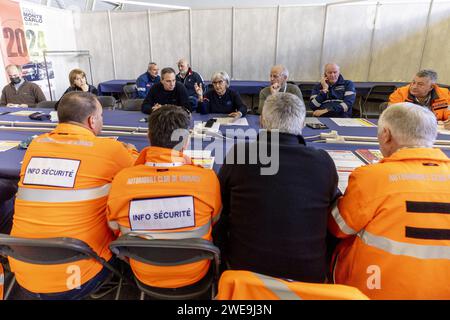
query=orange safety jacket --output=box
[329,148,450,299]
[10,123,137,294]
[0,264,4,300]
[216,270,369,300]
[107,146,222,288]
[389,84,450,120]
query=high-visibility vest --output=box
[0,264,4,300]
[10,123,137,294]
[389,84,450,120]
[107,146,222,288]
[216,270,369,300]
[330,148,450,299]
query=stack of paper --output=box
[326,150,366,193]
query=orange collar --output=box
[135,146,192,166]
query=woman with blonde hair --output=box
[55,69,98,109]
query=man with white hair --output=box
[176,58,204,110]
[1,64,46,107]
[258,65,303,114]
[329,102,450,299]
[389,69,450,121]
[309,63,355,118]
[217,92,339,283]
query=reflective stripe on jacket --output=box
[10,123,137,293]
[216,270,369,300]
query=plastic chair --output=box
[360,85,397,119]
[97,96,117,110]
[216,270,369,300]
[122,84,137,100]
[121,99,143,111]
[110,234,220,300]
[36,101,58,109]
[0,234,123,300]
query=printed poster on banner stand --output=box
[0,0,55,100]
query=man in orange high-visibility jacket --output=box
[216,270,369,300]
[329,102,450,300]
[388,69,450,121]
[10,92,137,299]
[107,105,221,289]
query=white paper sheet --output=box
[0,141,20,152]
[330,118,376,127]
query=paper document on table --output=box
[437,122,450,135]
[330,118,375,127]
[50,111,58,122]
[0,141,20,152]
[337,171,352,193]
[326,150,366,171]
[191,157,215,169]
[183,150,212,158]
[214,117,249,126]
[9,110,36,116]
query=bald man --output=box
[309,63,355,118]
[1,64,46,107]
[258,65,303,114]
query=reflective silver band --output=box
[127,221,211,240]
[16,184,111,203]
[311,99,321,107]
[254,273,301,300]
[358,230,450,260]
[331,204,357,235]
[0,273,4,285]
[344,91,356,96]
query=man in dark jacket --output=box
[136,62,160,99]
[310,63,356,118]
[141,67,190,114]
[176,58,204,110]
[216,92,340,283]
[1,64,46,107]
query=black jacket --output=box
[141,82,191,114]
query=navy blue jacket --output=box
[309,75,356,117]
[141,81,190,114]
[176,68,204,97]
[136,72,160,99]
[198,88,247,115]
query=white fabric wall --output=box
[64,2,450,85]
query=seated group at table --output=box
[1,86,449,300]
[2,60,449,123]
